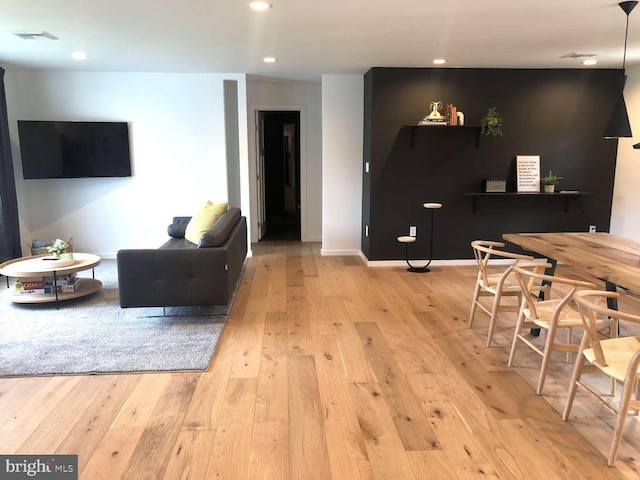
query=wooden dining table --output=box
[503,232,640,307]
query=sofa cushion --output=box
[159,237,199,249]
[184,201,228,245]
[199,207,241,247]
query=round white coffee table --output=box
[0,253,102,306]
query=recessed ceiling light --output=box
[263,57,277,63]
[249,2,272,10]
[582,59,597,65]
[13,31,58,41]
[71,51,89,60]
[432,58,446,65]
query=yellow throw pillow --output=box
[184,201,229,245]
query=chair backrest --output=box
[471,240,534,287]
[573,290,640,367]
[512,263,596,320]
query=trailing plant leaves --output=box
[481,107,503,137]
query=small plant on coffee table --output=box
[47,239,69,256]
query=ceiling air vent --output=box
[13,31,59,41]
[560,52,596,59]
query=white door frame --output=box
[255,111,267,240]
[248,104,307,243]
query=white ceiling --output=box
[1,0,639,81]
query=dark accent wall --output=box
[362,68,621,261]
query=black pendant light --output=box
[603,1,637,139]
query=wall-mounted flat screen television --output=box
[17,120,132,179]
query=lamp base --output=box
[407,266,431,273]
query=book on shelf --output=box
[14,277,81,294]
[418,118,448,126]
[45,279,81,294]
[441,103,450,120]
[43,272,77,286]
[14,280,44,292]
[14,288,47,295]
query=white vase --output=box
[543,184,555,193]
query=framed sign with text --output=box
[516,155,540,192]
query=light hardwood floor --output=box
[2,241,640,479]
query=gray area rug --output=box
[0,259,231,377]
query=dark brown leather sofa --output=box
[116,207,247,308]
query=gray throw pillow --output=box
[167,217,191,238]
[199,207,241,247]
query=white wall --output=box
[4,70,247,258]
[224,79,241,209]
[321,75,364,255]
[610,64,640,241]
[246,77,322,242]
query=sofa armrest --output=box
[167,216,191,238]
[199,207,241,247]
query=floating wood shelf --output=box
[463,191,595,213]
[402,125,482,149]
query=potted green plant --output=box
[481,107,503,137]
[541,171,563,193]
[47,239,69,258]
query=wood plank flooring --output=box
[2,241,640,478]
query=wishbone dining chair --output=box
[469,240,534,347]
[509,263,617,395]
[562,289,640,467]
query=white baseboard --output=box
[321,249,362,256]
[358,251,545,267]
[364,259,478,267]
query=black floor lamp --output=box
[397,202,442,273]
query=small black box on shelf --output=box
[482,179,507,193]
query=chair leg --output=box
[468,279,482,328]
[608,376,636,466]
[537,323,559,396]
[565,327,573,364]
[508,306,526,367]
[563,333,589,421]
[610,320,618,397]
[485,291,503,348]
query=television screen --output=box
[17,120,132,179]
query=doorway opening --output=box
[256,111,301,241]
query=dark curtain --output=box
[0,67,21,261]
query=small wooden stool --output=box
[397,202,442,273]
[397,235,430,273]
